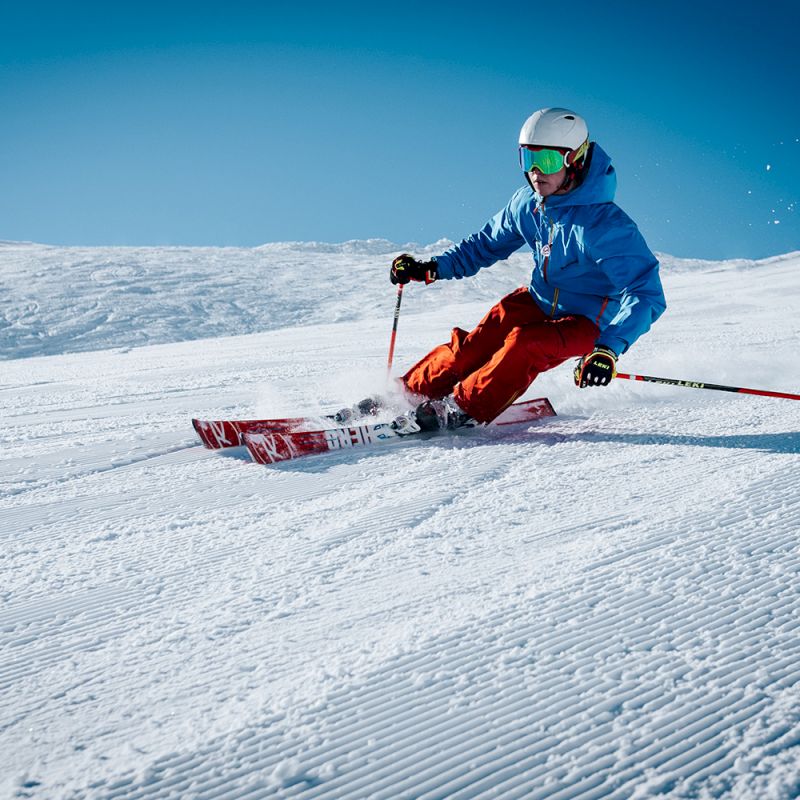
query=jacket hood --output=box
[536,143,617,208]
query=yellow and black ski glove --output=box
[390,254,438,285]
[574,346,617,388]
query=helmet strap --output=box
[562,141,592,191]
[565,139,590,169]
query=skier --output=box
[388,107,666,433]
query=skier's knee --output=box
[506,325,562,360]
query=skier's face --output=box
[529,166,569,197]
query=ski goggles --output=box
[518,145,569,175]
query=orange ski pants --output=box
[402,287,600,423]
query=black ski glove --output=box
[390,254,438,285]
[574,346,617,388]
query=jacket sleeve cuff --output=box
[596,337,626,358]
[431,254,453,280]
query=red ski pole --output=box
[616,372,800,401]
[387,283,404,375]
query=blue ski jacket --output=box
[434,143,666,356]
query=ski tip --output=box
[191,418,212,448]
[192,418,244,449]
[494,397,556,426]
[529,397,556,417]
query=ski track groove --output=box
[4,448,577,745]
[3,436,742,710]
[57,482,800,799]
[3,455,613,767]
[3,387,799,798]
[0,440,205,501]
[5,436,601,606]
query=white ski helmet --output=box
[519,107,589,170]
[519,107,588,150]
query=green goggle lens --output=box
[519,146,566,175]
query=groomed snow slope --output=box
[1,242,799,800]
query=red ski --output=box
[242,398,556,465]
[192,414,332,449]
[192,398,555,450]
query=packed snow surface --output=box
[1,240,799,799]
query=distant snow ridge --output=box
[254,238,453,255]
[656,250,800,274]
[0,239,514,361]
[1,240,797,361]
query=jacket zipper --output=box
[538,202,558,316]
[550,287,560,317]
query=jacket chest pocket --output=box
[549,254,580,278]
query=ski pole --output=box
[616,372,800,401]
[387,283,404,375]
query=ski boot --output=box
[391,395,477,436]
[333,395,386,425]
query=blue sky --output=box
[2,1,798,259]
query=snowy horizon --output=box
[3,238,799,363]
